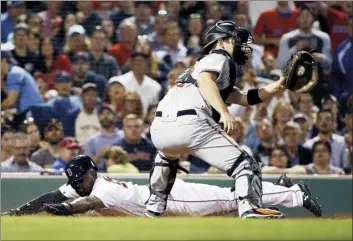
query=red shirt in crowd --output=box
[327,8,348,52]
[254,8,299,56]
[47,54,73,74]
[108,43,133,68]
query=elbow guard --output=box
[247,88,263,105]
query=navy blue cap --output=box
[73,52,91,63]
[98,105,116,115]
[7,1,25,7]
[55,72,72,82]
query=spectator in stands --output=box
[40,37,73,74]
[114,114,156,172]
[104,78,125,116]
[120,91,144,125]
[321,95,343,131]
[38,1,62,38]
[205,2,222,22]
[63,24,91,60]
[76,1,102,37]
[54,13,77,50]
[89,26,121,79]
[47,72,81,136]
[259,52,277,79]
[297,93,318,130]
[108,20,137,68]
[292,113,311,142]
[71,52,107,97]
[116,52,162,113]
[1,1,26,43]
[148,10,168,50]
[185,14,203,50]
[340,111,353,136]
[304,140,344,174]
[1,132,43,172]
[165,1,187,30]
[52,137,82,173]
[34,72,57,102]
[277,5,331,70]
[103,146,139,173]
[282,121,312,166]
[84,105,123,170]
[272,102,295,142]
[21,118,46,157]
[109,1,134,30]
[28,32,41,55]
[1,50,43,115]
[165,62,187,94]
[317,1,351,52]
[75,83,101,144]
[125,1,154,36]
[31,119,63,168]
[11,23,45,74]
[143,104,157,140]
[253,1,299,56]
[331,14,353,107]
[134,35,160,80]
[154,22,188,74]
[27,14,41,36]
[262,141,345,175]
[262,145,289,174]
[101,17,115,49]
[304,110,349,169]
[253,118,275,166]
[1,125,13,162]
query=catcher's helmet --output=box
[203,20,253,65]
[65,155,98,185]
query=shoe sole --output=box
[242,213,285,219]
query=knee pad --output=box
[149,153,179,201]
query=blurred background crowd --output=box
[1,1,352,175]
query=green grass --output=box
[1,216,352,240]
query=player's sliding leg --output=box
[192,119,284,219]
[262,181,303,208]
[145,152,180,217]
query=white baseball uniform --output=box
[59,175,304,216]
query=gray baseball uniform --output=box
[147,50,266,218]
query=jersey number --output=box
[103,176,128,189]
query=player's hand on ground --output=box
[220,112,236,135]
[44,203,73,216]
[1,209,19,216]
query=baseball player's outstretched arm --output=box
[197,72,236,134]
[44,196,105,216]
[1,190,68,216]
[227,77,286,106]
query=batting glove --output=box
[44,203,73,216]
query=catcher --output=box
[1,155,322,217]
[145,20,318,219]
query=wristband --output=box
[247,88,262,105]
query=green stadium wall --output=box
[1,175,351,217]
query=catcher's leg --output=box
[145,152,180,217]
[192,119,284,219]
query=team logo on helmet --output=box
[67,168,73,177]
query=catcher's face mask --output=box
[230,27,254,66]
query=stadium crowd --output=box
[1,1,352,175]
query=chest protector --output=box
[175,49,237,123]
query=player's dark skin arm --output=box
[68,196,105,214]
[227,77,286,106]
[1,190,68,215]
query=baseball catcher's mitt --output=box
[282,51,318,93]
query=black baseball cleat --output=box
[275,174,294,188]
[144,210,163,218]
[297,181,323,217]
[241,208,285,219]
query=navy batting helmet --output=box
[65,155,98,185]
